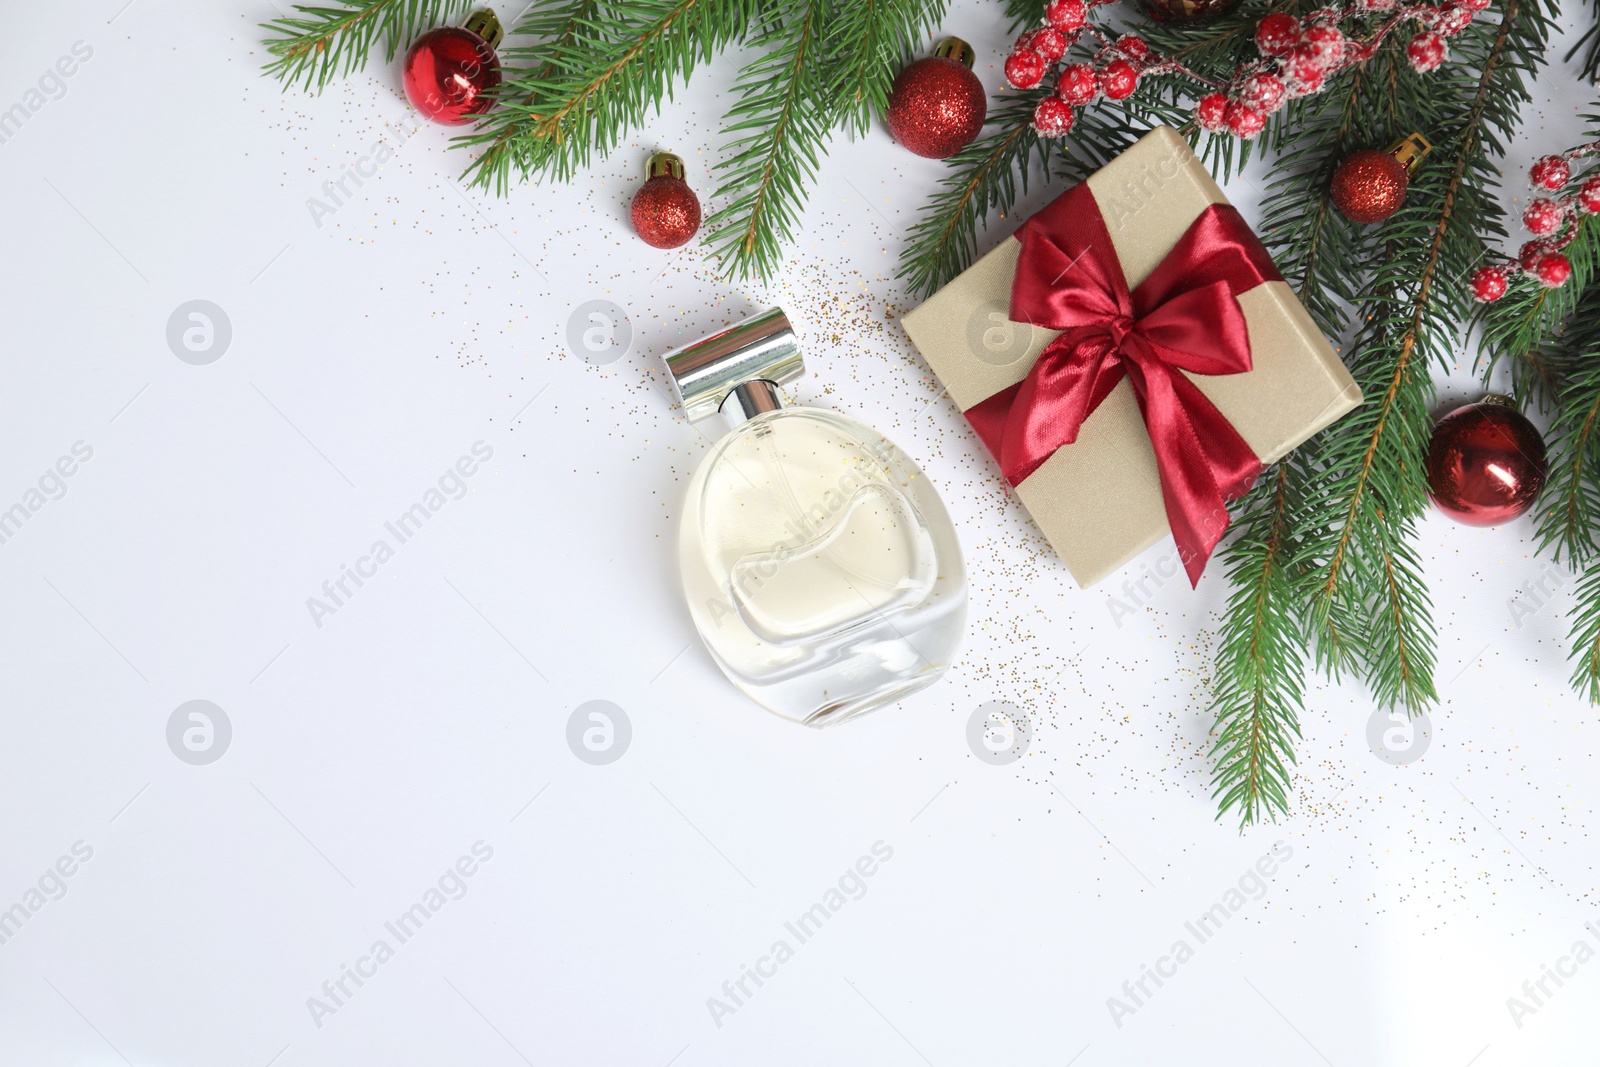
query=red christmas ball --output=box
[630,153,701,249]
[1331,148,1410,224]
[1255,13,1301,55]
[1471,266,1509,302]
[402,14,503,125]
[1530,154,1571,190]
[1426,398,1547,526]
[887,40,987,158]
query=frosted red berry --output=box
[1534,252,1573,287]
[1302,22,1346,67]
[1578,176,1600,214]
[1255,13,1301,56]
[1519,240,1548,271]
[1197,92,1230,131]
[1005,49,1048,89]
[1530,155,1571,191]
[1020,27,1069,63]
[1225,102,1266,139]
[1238,72,1287,114]
[1116,35,1150,61]
[1046,0,1088,32]
[1522,198,1564,237]
[1470,266,1509,302]
[1099,59,1139,100]
[1407,31,1447,72]
[1283,45,1328,94]
[1435,5,1474,33]
[1056,63,1099,105]
[1032,97,1077,138]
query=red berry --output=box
[1530,155,1571,191]
[1056,62,1099,105]
[1407,31,1447,72]
[1456,0,1490,10]
[1032,97,1076,138]
[1302,22,1346,67]
[1534,251,1573,287]
[1099,58,1138,100]
[1363,0,1398,9]
[1225,102,1266,139]
[1579,176,1600,214]
[1196,92,1230,131]
[1255,13,1301,56]
[1435,5,1474,33]
[1283,46,1328,94]
[1046,0,1088,32]
[1116,34,1150,60]
[1020,27,1069,63]
[1519,239,1548,271]
[1471,266,1509,302]
[1238,72,1287,114]
[1523,198,1565,237]
[1005,49,1048,89]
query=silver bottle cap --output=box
[663,307,803,423]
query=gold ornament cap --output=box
[464,9,504,49]
[646,151,686,181]
[933,37,976,69]
[1388,132,1432,177]
[1480,393,1517,409]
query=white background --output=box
[1,1,1597,1064]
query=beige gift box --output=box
[901,125,1362,588]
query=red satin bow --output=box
[965,181,1283,586]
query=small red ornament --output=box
[1426,397,1547,526]
[1522,198,1564,236]
[1530,154,1572,190]
[1056,63,1098,105]
[1533,251,1573,287]
[1330,134,1430,225]
[1579,176,1600,213]
[887,38,987,159]
[1256,13,1301,55]
[1032,97,1076,138]
[1197,92,1230,131]
[630,153,701,249]
[1046,0,1089,32]
[402,10,503,125]
[1099,59,1139,100]
[1406,30,1448,72]
[1471,266,1509,302]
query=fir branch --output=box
[1567,0,1600,83]
[825,0,948,137]
[1209,462,1308,828]
[701,0,833,282]
[262,0,474,91]
[1569,554,1600,702]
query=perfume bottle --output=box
[665,308,967,727]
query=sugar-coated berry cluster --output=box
[1007,0,1489,142]
[1472,142,1600,302]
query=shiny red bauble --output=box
[887,38,987,159]
[402,11,503,125]
[1330,148,1410,224]
[630,153,701,249]
[1426,398,1548,526]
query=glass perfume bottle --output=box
[665,308,967,727]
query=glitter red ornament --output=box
[402,10,503,126]
[1426,397,1547,526]
[887,38,987,159]
[1330,134,1431,225]
[630,153,701,249]
[1530,154,1571,190]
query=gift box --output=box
[901,125,1361,588]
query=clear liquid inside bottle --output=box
[681,408,967,726]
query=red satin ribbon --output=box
[964,182,1282,586]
